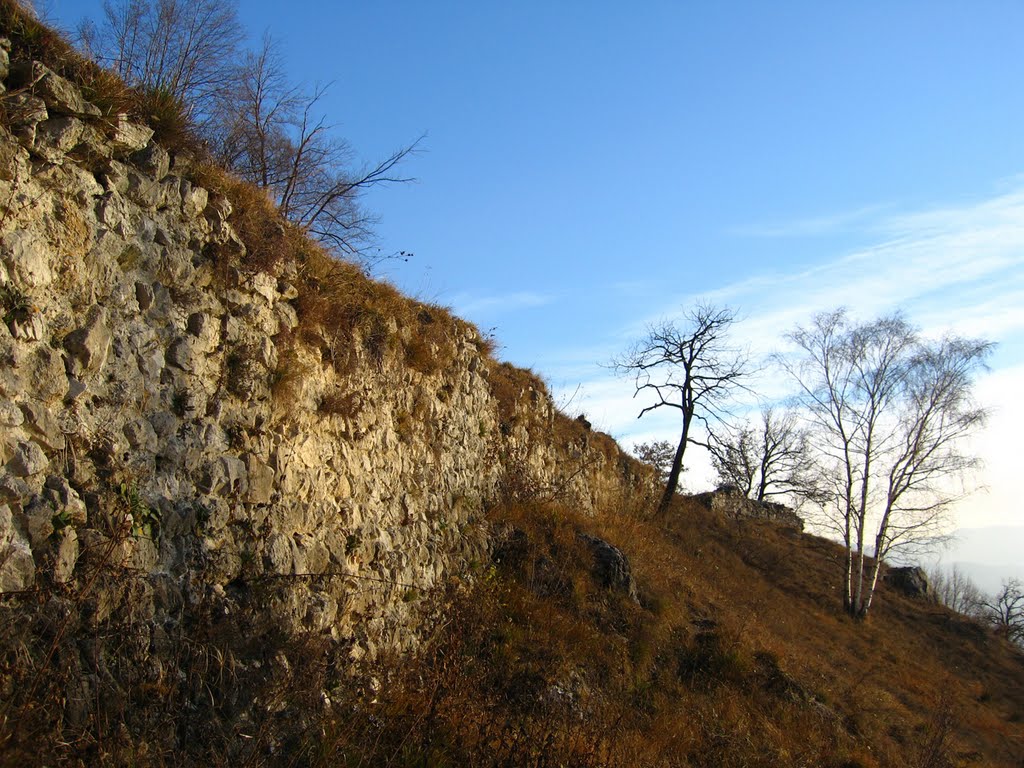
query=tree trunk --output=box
[656,426,688,517]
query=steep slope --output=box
[0,5,650,763]
[0,5,1021,767]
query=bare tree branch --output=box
[613,303,749,517]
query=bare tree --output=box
[708,406,824,504]
[982,579,1024,644]
[631,440,678,486]
[78,0,243,123]
[615,304,748,517]
[782,309,991,619]
[79,9,419,262]
[927,564,985,617]
[207,35,421,260]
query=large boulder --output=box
[884,565,931,598]
[578,533,639,603]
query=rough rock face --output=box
[693,486,805,531]
[0,42,650,684]
[884,566,931,599]
[578,532,639,603]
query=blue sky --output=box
[52,2,1024,538]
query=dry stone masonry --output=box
[0,45,649,671]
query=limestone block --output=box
[19,400,64,451]
[166,337,197,372]
[273,301,298,331]
[23,498,53,548]
[43,476,87,526]
[135,282,154,311]
[7,440,47,477]
[64,305,111,378]
[136,344,164,382]
[130,142,170,181]
[0,503,34,591]
[4,92,47,144]
[245,455,274,504]
[10,312,45,341]
[1,228,52,288]
[125,168,162,209]
[70,123,113,167]
[123,417,158,453]
[0,472,31,506]
[199,456,248,497]
[53,526,78,583]
[25,345,68,403]
[180,180,208,217]
[250,272,277,304]
[110,115,153,155]
[0,398,23,427]
[266,532,296,574]
[11,62,100,117]
[33,116,84,162]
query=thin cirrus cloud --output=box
[560,184,1024,480]
[452,290,555,318]
[660,185,1024,358]
[736,202,894,238]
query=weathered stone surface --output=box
[25,346,68,403]
[180,180,208,217]
[578,533,639,603]
[0,399,23,427]
[0,472,31,505]
[246,455,274,504]
[693,486,804,531]
[2,228,53,288]
[64,305,111,378]
[130,143,170,181]
[200,456,248,497]
[135,281,155,311]
[34,116,84,162]
[123,417,158,453]
[19,400,64,451]
[11,61,100,117]
[884,566,931,599]
[44,475,87,526]
[4,92,47,129]
[0,54,655,682]
[7,440,47,477]
[53,527,78,583]
[0,503,34,591]
[110,115,154,155]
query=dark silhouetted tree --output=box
[615,303,748,517]
[708,406,824,505]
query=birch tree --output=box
[615,304,748,517]
[783,309,991,619]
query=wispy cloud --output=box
[556,184,1024,518]
[452,290,555,318]
[658,186,1024,355]
[737,203,893,238]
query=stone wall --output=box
[0,43,653,675]
[692,486,804,531]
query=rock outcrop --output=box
[692,485,804,531]
[0,26,654,750]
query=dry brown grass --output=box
[308,494,1024,768]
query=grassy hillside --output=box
[314,494,1024,767]
[0,4,1021,765]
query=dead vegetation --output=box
[306,495,1024,768]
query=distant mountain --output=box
[928,526,1024,594]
